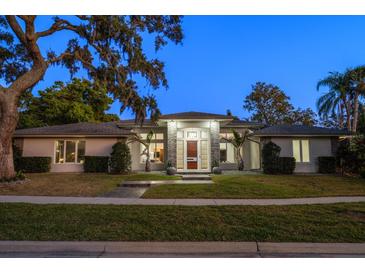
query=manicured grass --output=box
[143,174,365,199]
[0,173,180,197]
[0,202,365,242]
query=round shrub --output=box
[110,142,131,174]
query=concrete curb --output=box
[1,195,365,206]
[0,241,365,257]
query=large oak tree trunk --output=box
[0,94,19,179]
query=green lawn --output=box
[0,173,180,197]
[1,202,365,242]
[143,174,365,199]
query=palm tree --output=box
[317,72,351,130]
[221,129,258,171]
[127,130,154,172]
[346,66,365,133]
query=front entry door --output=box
[186,141,198,169]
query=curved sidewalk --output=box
[0,195,365,205]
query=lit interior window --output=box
[292,140,301,162]
[301,140,310,162]
[55,140,85,164]
[140,143,164,163]
[292,139,310,163]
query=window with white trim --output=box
[219,133,236,163]
[139,132,165,164]
[55,140,86,164]
[292,139,310,163]
[140,143,164,163]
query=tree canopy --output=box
[0,15,183,179]
[317,66,365,132]
[18,78,119,129]
[243,82,317,126]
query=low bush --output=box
[278,157,296,174]
[262,141,281,174]
[84,156,109,173]
[318,156,336,174]
[17,157,51,173]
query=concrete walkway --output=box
[1,241,365,257]
[1,195,365,205]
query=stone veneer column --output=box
[210,121,220,167]
[167,121,177,167]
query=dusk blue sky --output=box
[32,16,365,120]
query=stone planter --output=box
[166,167,177,175]
[212,166,222,174]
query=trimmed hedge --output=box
[318,156,336,174]
[278,157,296,174]
[84,156,109,173]
[17,157,51,173]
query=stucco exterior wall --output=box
[270,137,334,173]
[21,137,119,172]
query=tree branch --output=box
[35,19,72,39]
[5,16,27,45]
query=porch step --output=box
[180,174,212,181]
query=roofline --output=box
[13,134,131,138]
[254,134,349,137]
[158,118,233,122]
[221,124,264,128]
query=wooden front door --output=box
[186,141,198,169]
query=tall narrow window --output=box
[292,140,301,162]
[77,141,86,163]
[55,140,65,163]
[292,139,310,163]
[65,141,76,163]
[200,140,208,169]
[301,140,310,162]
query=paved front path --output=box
[1,241,365,257]
[1,195,365,205]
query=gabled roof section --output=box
[14,122,132,137]
[253,125,350,137]
[159,111,232,120]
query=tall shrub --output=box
[262,141,281,174]
[110,142,131,174]
[337,137,365,173]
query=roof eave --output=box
[13,134,131,138]
[254,134,349,137]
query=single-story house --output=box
[13,111,349,173]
